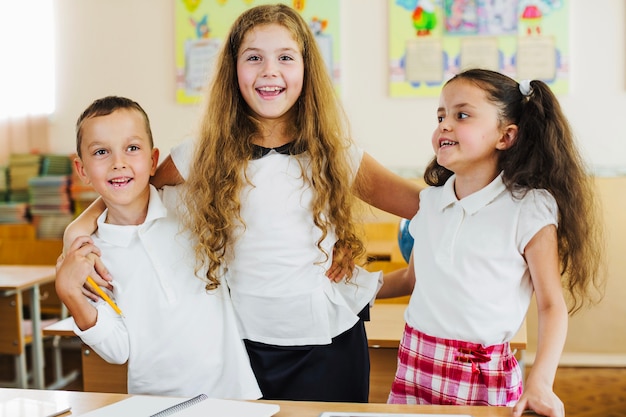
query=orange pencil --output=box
[86,276,124,317]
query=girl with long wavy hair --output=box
[140,4,421,402]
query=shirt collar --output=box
[251,141,305,159]
[96,185,168,247]
[438,172,507,215]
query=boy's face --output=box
[74,109,159,219]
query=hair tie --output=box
[519,79,532,96]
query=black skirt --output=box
[244,308,370,402]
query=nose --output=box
[439,116,452,132]
[261,60,278,77]
[111,153,127,170]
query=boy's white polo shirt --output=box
[73,185,261,398]
[405,174,558,346]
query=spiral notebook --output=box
[80,394,280,417]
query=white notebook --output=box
[80,394,280,417]
[1,397,71,417]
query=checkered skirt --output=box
[388,324,523,406]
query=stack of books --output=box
[0,201,29,224]
[0,166,7,202]
[8,153,41,203]
[29,175,74,239]
[41,154,73,176]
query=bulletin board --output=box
[175,0,340,104]
[389,0,570,97]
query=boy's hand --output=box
[326,244,355,282]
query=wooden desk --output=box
[0,265,56,389]
[365,239,405,263]
[0,388,515,416]
[366,303,527,350]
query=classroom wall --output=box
[51,0,626,175]
[49,1,626,364]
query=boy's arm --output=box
[57,238,130,365]
[376,253,416,299]
[354,152,421,220]
[55,236,101,330]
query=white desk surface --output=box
[0,265,56,291]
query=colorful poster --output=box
[389,0,569,97]
[175,0,340,104]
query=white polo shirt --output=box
[405,174,558,346]
[73,185,261,399]
[171,138,381,346]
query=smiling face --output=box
[74,108,159,225]
[432,79,516,179]
[236,23,304,138]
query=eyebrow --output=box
[241,46,300,55]
[437,102,476,112]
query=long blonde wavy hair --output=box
[183,4,365,289]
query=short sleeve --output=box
[347,143,364,183]
[517,189,559,252]
[170,137,196,181]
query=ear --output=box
[73,157,91,185]
[150,148,160,176]
[496,124,518,151]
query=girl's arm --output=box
[376,253,416,299]
[63,197,106,254]
[150,154,184,188]
[64,155,183,252]
[65,155,183,239]
[512,225,567,417]
[63,155,184,283]
[354,152,421,220]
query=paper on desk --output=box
[0,397,71,417]
[79,395,280,417]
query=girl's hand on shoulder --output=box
[56,236,112,301]
[512,385,564,417]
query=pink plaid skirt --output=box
[388,324,523,406]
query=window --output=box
[0,0,55,118]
